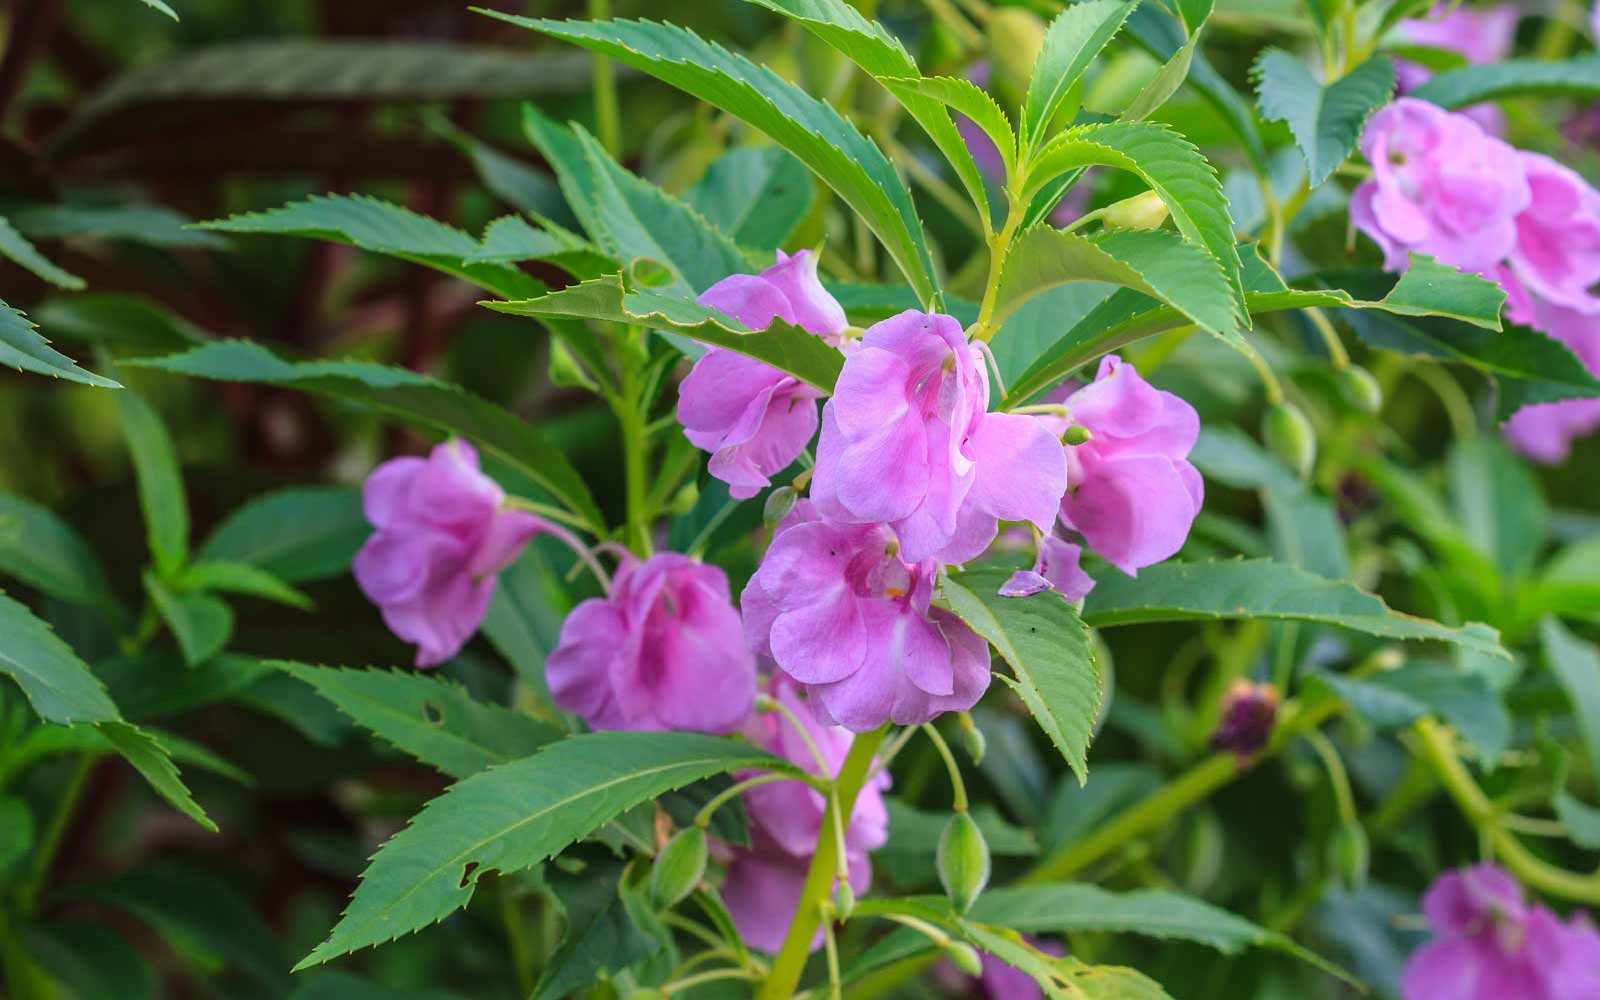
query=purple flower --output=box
[1401,864,1600,1000]
[546,552,757,734]
[723,676,889,953]
[1000,535,1097,602]
[678,250,845,499]
[1395,4,1519,133]
[1351,99,1530,276]
[741,502,992,731]
[810,310,1066,565]
[937,937,1065,1000]
[1503,153,1600,317]
[1209,680,1280,760]
[1052,356,1203,576]
[1501,302,1600,464]
[353,440,549,667]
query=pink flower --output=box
[810,310,1066,564]
[1401,864,1600,1000]
[937,937,1065,1000]
[546,552,757,734]
[1053,356,1203,576]
[741,502,992,731]
[1501,303,1600,464]
[1351,99,1530,276]
[723,676,888,953]
[353,440,549,667]
[1000,535,1097,602]
[1503,153,1600,317]
[678,250,845,499]
[1395,4,1518,132]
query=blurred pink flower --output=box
[547,552,757,734]
[1395,3,1518,133]
[353,440,548,667]
[1501,302,1600,464]
[678,249,845,499]
[1503,153,1600,317]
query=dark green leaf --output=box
[114,388,189,578]
[197,486,367,585]
[22,922,155,1000]
[0,215,84,290]
[97,722,217,832]
[1447,436,1545,580]
[1413,54,1600,110]
[0,299,120,387]
[0,593,121,724]
[33,294,206,359]
[180,560,312,610]
[9,202,225,249]
[534,858,660,1000]
[0,491,119,612]
[1314,663,1510,762]
[146,574,232,666]
[1254,51,1393,186]
[687,146,815,250]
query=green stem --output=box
[20,753,92,914]
[968,193,1025,343]
[617,371,653,558]
[920,724,968,812]
[500,882,535,997]
[588,0,620,155]
[758,727,888,1000]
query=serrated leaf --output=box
[994,225,1238,337]
[97,722,216,832]
[1023,121,1245,322]
[1120,0,1208,122]
[0,214,85,290]
[299,731,793,967]
[938,569,1101,784]
[1413,54,1600,110]
[33,294,206,359]
[196,486,367,585]
[0,595,121,727]
[1313,663,1510,763]
[0,491,119,612]
[9,203,224,249]
[1542,618,1600,781]
[0,299,119,387]
[533,858,659,1000]
[198,194,542,299]
[490,13,941,306]
[880,74,1018,183]
[1023,0,1136,150]
[128,341,603,532]
[114,388,189,578]
[1254,51,1393,186]
[483,273,843,391]
[1082,559,1507,657]
[687,146,815,250]
[146,574,232,666]
[468,214,610,277]
[270,662,559,779]
[179,560,312,610]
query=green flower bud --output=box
[961,724,987,765]
[764,485,799,525]
[1062,424,1093,446]
[987,8,1047,108]
[1102,190,1170,232]
[1262,401,1316,479]
[548,338,598,392]
[833,880,856,921]
[945,941,984,978]
[937,812,991,914]
[648,826,707,910]
[1337,364,1383,415]
[1330,819,1370,889]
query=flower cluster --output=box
[1401,864,1600,1000]
[1354,98,1600,462]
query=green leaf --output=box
[1542,617,1600,781]
[198,194,542,300]
[270,662,560,779]
[1413,54,1600,110]
[0,491,119,612]
[480,543,569,692]
[466,215,608,276]
[938,569,1101,784]
[299,731,792,967]
[1023,0,1136,150]
[196,486,367,585]
[138,0,179,19]
[1554,791,1600,849]
[0,795,34,871]
[0,214,85,290]
[33,294,206,359]
[1254,51,1393,186]
[113,387,189,577]
[884,74,1017,181]
[533,857,660,1000]
[426,110,573,224]
[23,922,155,1000]
[687,146,815,251]
[1520,536,1600,624]
[96,722,216,832]
[490,13,941,307]
[1314,663,1511,763]
[1082,559,1507,657]
[9,203,224,249]
[0,299,120,387]
[179,560,312,610]
[146,574,232,666]
[484,274,843,392]
[1023,121,1245,322]
[1120,0,1208,122]
[1447,436,1545,580]
[994,225,1239,337]
[129,341,603,532]
[0,593,121,724]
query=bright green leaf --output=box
[1414,54,1600,110]
[1254,51,1393,186]
[97,722,216,832]
[0,593,121,724]
[687,147,815,251]
[1023,0,1136,150]
[179,560,312,610]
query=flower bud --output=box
[937,812,991,914]
[1330,819,1370,889]
[987,8,1047,108]
[1209,680,1279,761]
[648,826,707,910]
[1262,401,1316,479]
[764,485,799,525]
[833,880,856,921]
[945,941,984,977]
[1337,365,1383,415]
[548,339,598,392]
[1062,424,1093,446]
[1102,190,1170,232]
[961,725,987,765]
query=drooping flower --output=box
[1052,356,1203,576]
[810,310,1066,565]
[722,676,889,953]
[1501,303,1600,464]
[1395,3,1519,133]
[677,250,846,499]
[1351,98,1530,276]
[741,501,992,731]
[1502,153,1600,318]
[353,440,549,667]
[547,552,757,734]
[1400,864,1600,1000]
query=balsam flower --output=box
[1000,535,1096,602]
[722,676,889,953]
[1503,153,1600,317]
[1502,303,1600,464]
[1351,98,1530,275]
[547,552,757,734]
[1052,356,1203,576]
[678,249,846,499]
[1401,864,1600,1000]
[353,440,549,667]
[810,309,1066,564]
[1395,3,1518,133]
[741,501,992,731]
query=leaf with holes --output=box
[1254,51,1393,186]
